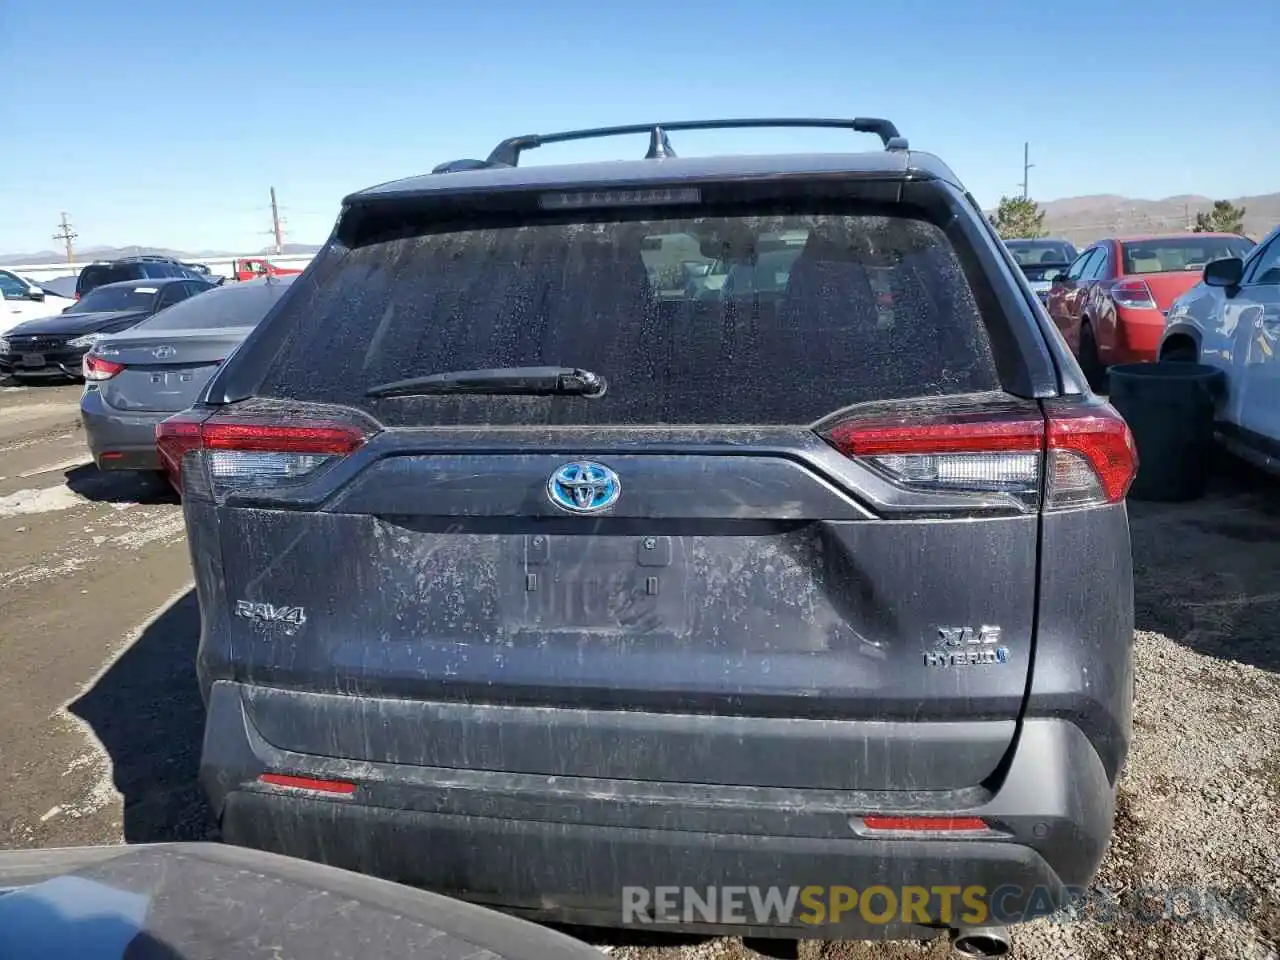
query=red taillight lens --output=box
[828,413,1045,456]
[156,409,371,498]
[199,421,366,455]
[83,355,125,380]
[1044,403,1139,507]
[155,412,207,489]
[822,401,1137,511]
[1111,279,1156,309]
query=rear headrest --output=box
[783,234,876,303]
[569,241,654,299]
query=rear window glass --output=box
[1121,237,1254,275]
[1006,241,1074,265]
[138,278,292,331]
[72,285,156,313]
[258,210,1001,426]
[80,264,141,293]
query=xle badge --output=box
[924,625,1010,667]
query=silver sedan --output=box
[80,276,296,472]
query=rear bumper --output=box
[1114,309,1166,363]
[202,681,1117,939]
[79,389,166,471]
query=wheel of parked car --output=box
[1160,341,1198,363]
[1078,321,1106,391]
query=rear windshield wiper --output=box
[366,366,607,399]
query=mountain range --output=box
[0,243,323,267]
[1030,191,1280,245]
[1,191,1277,264]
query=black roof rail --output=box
[430,117,906,173]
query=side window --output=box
[1087,246,1111,281]
[1067,248,1097,281]
[0,272,28,298]
[1243,234,1280,286]
[77,266,102,294]
[158,284,192,308]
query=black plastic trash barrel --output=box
[1107,362,1225,502]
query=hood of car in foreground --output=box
[3,310,149,338]
[0,842,603,960]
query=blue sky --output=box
[1,0,1277,255]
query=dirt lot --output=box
[0,381,1276,959]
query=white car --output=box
[1160,223,1280,474]
[0,269,73,336]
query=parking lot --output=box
[0,380,1277,960]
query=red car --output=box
[230,258,304,282]
[1046,232,1255,386]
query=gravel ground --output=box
[1,382,1277,959]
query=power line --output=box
[52,212,78,264]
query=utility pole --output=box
[269,187,284,255]
[53,212,78,264]
[1184,203,1191,230]
[1017,142,1035,201]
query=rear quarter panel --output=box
[1027,502,1134,784]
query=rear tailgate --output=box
[188,194,1048,792]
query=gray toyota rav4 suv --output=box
[164,118,1136,950]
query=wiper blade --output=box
[366,366,607,399]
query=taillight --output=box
[1111,279,1156,309]
[155,407,373,498]
[1043,402,1139,508]
[83,355,125,380]
[822,401,1137,511]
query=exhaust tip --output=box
[951,927,1011,958]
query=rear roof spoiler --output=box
[431,117,908,174]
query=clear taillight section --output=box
[155,407,373,498]
[1111,279,1157,309]
[83,355,125,381]
[822,401,1137,511]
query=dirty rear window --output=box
[257,210,1001,426]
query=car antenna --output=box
[644,126,677,159]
